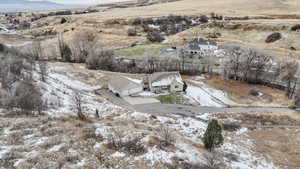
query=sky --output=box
[35,0,99,4]
[51,0,105,4]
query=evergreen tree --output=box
[183,81,188,93]
[203,119,223,151]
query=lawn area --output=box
[157,93,185,104]
[114,44,168,56]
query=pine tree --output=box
[183,81,188,93]
[203,119,223,151]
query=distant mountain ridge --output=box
[0,0,86,12]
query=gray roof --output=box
[148,72,183,87]
[188,37,217,50]
[109,76,141,92]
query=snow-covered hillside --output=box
[0,63,280,168]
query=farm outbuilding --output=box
[108,76,143,97]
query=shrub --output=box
[0,43,6,53]
[249,89,260,96]
[201,152,224,169]
[147,31,165,43]
[60,17,67,24]
[58,33,72,62]
[202,119,223,151]
[14,82,43,114]
[222,123,240,132]
[290,24,300,31]
[199,15,209,23]
[127,28,137,36]
[265,32,281,43]
[121,137,146,155]
[157,125,174,147]
[107,128,146,155]
[60,43,72,62]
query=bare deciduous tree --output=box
[70,30,97,63]
[30,40,42,60]
[281,60,298,98]
[38,60,48,82]
[72,90,86,120]
[86,49,115,70]
[58,33,72,62]
[224,46,272,83]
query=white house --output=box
[183,37,218,59]
[143,72,184,93]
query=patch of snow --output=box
[48,73,98,92]
[185,85,224,107]
[130,111,151,119]
[221,133,279,169]
[196,113,211,121]
[136,146,174,165]
[236,128,248,135]
[185,85,235,107]
[174,142,204,164]
[172,117,207,140]
[95,125,113,138]
[162,39,169,44]
[76,159,86,167]
[156,116,175,124]
[137,91,156,97]
[111,151,126,158]
[193,75,206,81]
[125,77,143,84]
[14,159,25,167]
[94,142,105,149]
[32,137,49,146]
[48,144,65,152]
[148,24,160,30]
[0,147,11,160]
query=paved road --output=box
[95,89,135,111]
[95,89,296,116]
[134,103,296,115]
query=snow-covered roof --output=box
[188,37,217,50]
[109,76,142,92]
[149,72,183,87]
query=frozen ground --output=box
[185,84,236,107]
[0,109,280,169]
[37,65,124,117]
[0,63,282,168]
